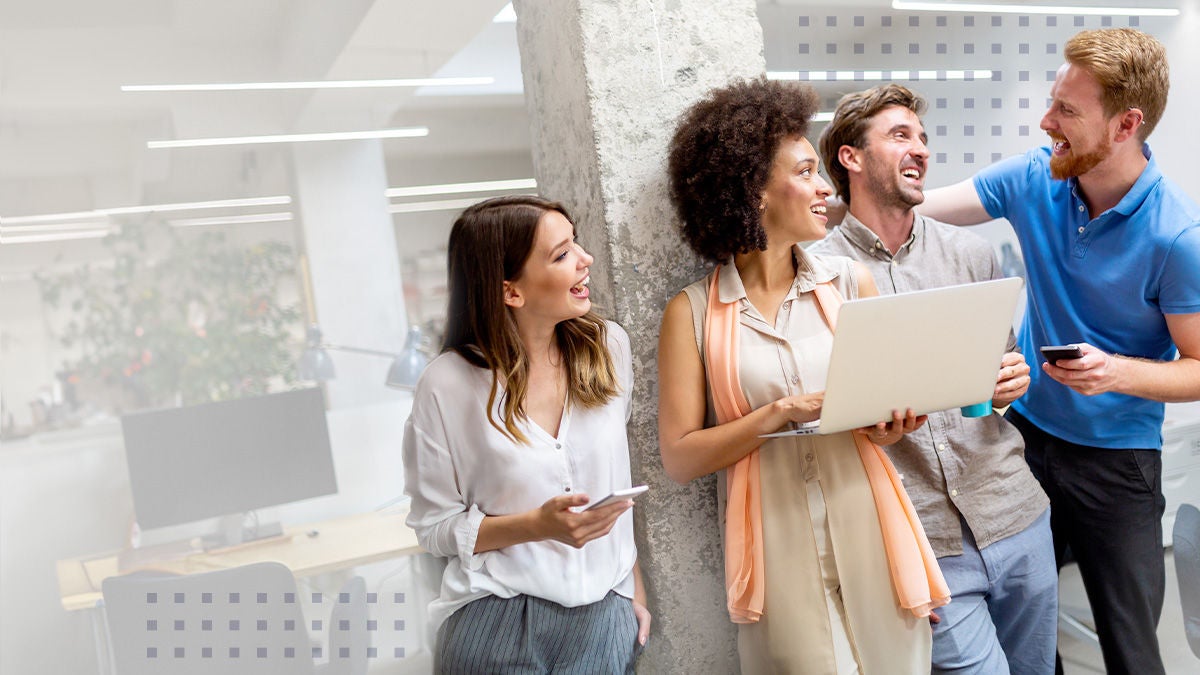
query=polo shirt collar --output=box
[1068,142,1160,217]
[716,244,841,304]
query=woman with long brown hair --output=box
[403,195,649,674]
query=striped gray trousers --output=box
[436,591,642,674]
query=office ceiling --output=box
[0,0,525,220]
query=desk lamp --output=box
[298,324,429,390]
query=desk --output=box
[57,509,421,612]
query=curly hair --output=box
[667,77,820,263]
[820,84,927,206]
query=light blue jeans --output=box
[932,508,1058,674]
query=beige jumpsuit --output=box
[683,249,931,674]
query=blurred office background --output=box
[2,1,1199,673]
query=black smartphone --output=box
[1040,345,1084,362]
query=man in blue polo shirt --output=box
[921,28,1200,675]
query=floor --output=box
[1059,551,1196,674]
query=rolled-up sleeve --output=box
[402,410,488,570]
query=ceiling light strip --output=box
[0,196,291,225]
[386,178,537,198]
[0,221,110,235]
[768,70,993,82]
[169,212,294,228]
[389,198,483,214]
[148,128,429,149]
[891,1,1180,16]
[122,77,494,92]
[0,229,113,245]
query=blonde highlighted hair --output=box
[443,195,619,444]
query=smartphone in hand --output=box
[1040,344,1083,363]
[584,485,649,511]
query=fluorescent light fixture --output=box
[389,197,483,214]
[0,210,104,225]
[0,229,113,245]
[0,196,292,225]
[169,212,294,228]
[494,3,517,22]
[0,221,110,235]
[148,128,429,149]
[891,1,1179,15]
[386,178,537,198]
[122,77,494,92]
[768,70,993,81]
[813,112,834,123]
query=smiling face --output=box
[1041,63,1117,180]
[857,105,929,209]
[760,136,834,245]
[503,210,594,328]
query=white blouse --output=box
[403,321,637,630]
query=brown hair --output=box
[443,195,619,444]
[819,84,927,206]
[1064,28,1168,140]
[667,77,820,262]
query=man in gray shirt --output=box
[810,84,1057,674]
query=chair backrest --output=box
[327,575,369,675]
[102,561,315,675]
[1173,503,1200,659]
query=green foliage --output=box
[36,222,301,411]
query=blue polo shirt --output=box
[974,144,1200,449]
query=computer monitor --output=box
[120,387,338,536]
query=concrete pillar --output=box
[514,1,764,670]
[291,140,407,410]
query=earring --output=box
[758,202,767,212]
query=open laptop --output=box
[761,276,1023,437]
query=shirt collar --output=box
[835,211,922,257]
[716,244,840,304]
[1112,143,1160,216]
[1068,142,1160,217]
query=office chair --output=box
[1174,503,1200,658]
[102,561,368,675]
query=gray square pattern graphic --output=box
[130,587,408,662]
[779,10,1159,172]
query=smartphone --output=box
[1040,344,1084,362]
[584,485,649,511]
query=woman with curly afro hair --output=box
[657,78,942,673]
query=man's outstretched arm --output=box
[919,178,993,226]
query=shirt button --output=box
[1077,226,1085,234]
[783,300,792,309]
[890,260,898,267]
[951,489,959,497]
[790,374,800,385]
[937,443,946,451]
[806,453,814,462]
[874,241,883,249]
[564,486,571,492]
[1078,205,1086,212]
[555,443,561,449]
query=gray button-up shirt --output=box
[809,212,1049,557]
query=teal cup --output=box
[960,401,992,417]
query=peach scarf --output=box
[705,267,950,624]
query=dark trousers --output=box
[1007,410,1166,675]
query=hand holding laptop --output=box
[860,408,927,445]
[761,407,926,443]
